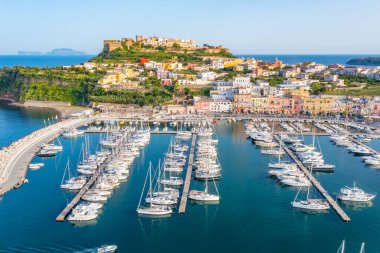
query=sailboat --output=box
[189,180,220,203]
[137,163,172,216]
[291,186,329,210]
[336,240,366,253]
[61,159,86,190]
[43,135,63,152]
[337,240,345,253]
[145,161,178,205]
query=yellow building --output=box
[185,74,197,80]
[98,73,125,85]
[124,68,135,77]
[284,88,310,98]
[251,97,269,112]
[163,62,183,71]
[224,59,244,68]
[302,97,334,115]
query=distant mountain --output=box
[346,57,380,66]
[18,48,88,56]
[46,48,88,55]
[18,51,43,55]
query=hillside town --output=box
[69,35,380,117]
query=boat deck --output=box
[348,137,379,155]
[178,134,197,214]
[273,135,351,222]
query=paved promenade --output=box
[0,117,92,196]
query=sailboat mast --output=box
[360,242,365,253]
[149,163,152,207]
[137,163,150,210]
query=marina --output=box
[1,105,380,251]
[273,135,351,222]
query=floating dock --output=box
[56,173,99,222]
[178,134,197,214]
[274,135,351,222]
[56,143,124,221]
[348,136,379,155]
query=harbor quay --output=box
[0,117,93,196]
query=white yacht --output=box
[189,180,219,203]
[337,182,376,202]
[291,187,329,210]
[97,245,118,253]
[60,160,86,190]
[28,163,44,170]
[281,176,311,187]
[160,176,183,186]
[137,163,173,217]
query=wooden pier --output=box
[178,134,197,214]
[274,135,351,222]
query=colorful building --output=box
[302,97,334,115]
[224,59,244,69]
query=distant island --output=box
[18,48,88,56]
[346,57,380,66]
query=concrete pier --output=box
[0,117,92,196]
[274,135,351,222]
[178,134,197,214]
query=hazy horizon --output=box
[1,0,380,55]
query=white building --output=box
[210,100,232,113]
[211,59,225,70]
[211,81,233,100]
[83,62,96,70]
[197,71,217,81]
[324,74,339,82]
[278,79,310,90]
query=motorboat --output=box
[97,245,118,253]
[337,182,376,202]
[37,149,57,157]
[28,163,44,170]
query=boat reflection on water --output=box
[292,208,329,215]
[189,199,220,205]
[339,201,374,210]
[69,219,98,227]
[137,214,172,219]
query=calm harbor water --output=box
[1,106,380,252]
[0,102,57,148]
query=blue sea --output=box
[0,55,95,68]
[1,104,380,252]
[238,54,380,66]
[0,55,379,68]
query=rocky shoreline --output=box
[0,98,86,118]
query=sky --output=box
[1,0,380,55]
